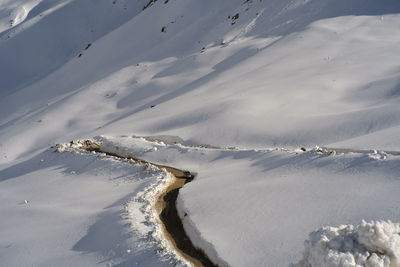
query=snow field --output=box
[1,0,400,266]
[99,136,400,266]
[2,1,400,165]
[0,143,187,267]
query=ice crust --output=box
[296,221,400,267]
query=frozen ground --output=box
[1,0,400,266]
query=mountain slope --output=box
[1,0,400,163]
[1,1,400,266]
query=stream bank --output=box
[63,140,218,267]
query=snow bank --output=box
[295,221,400,267]
[176,195,230,267]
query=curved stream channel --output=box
[73,140,218,267]
[61,139,400,267]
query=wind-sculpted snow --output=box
[295,220,400,267]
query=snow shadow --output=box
[0,147,175,266]
[210,148,400,177]
[72,192,136,262]
[105,46,259,129]
[0,147,144,182]
[0,148,89,182]
[252,0,400,38]
[71,185,175,267]
[3,0,399,97]
[0,149,54,182]
[0,0,145,96]
[342,68,400,104]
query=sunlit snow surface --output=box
[101,136,400,266]
[1,0,400,266]
[2,0,400,163]
[295,220,400,267]
[0,146,185,267]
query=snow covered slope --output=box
[1,0,400,163]
[0,0,147,96]
[0,0,41,32]
[1,0,400,266]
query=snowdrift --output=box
[296,220,400,267]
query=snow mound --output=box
[295,220,400,267]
